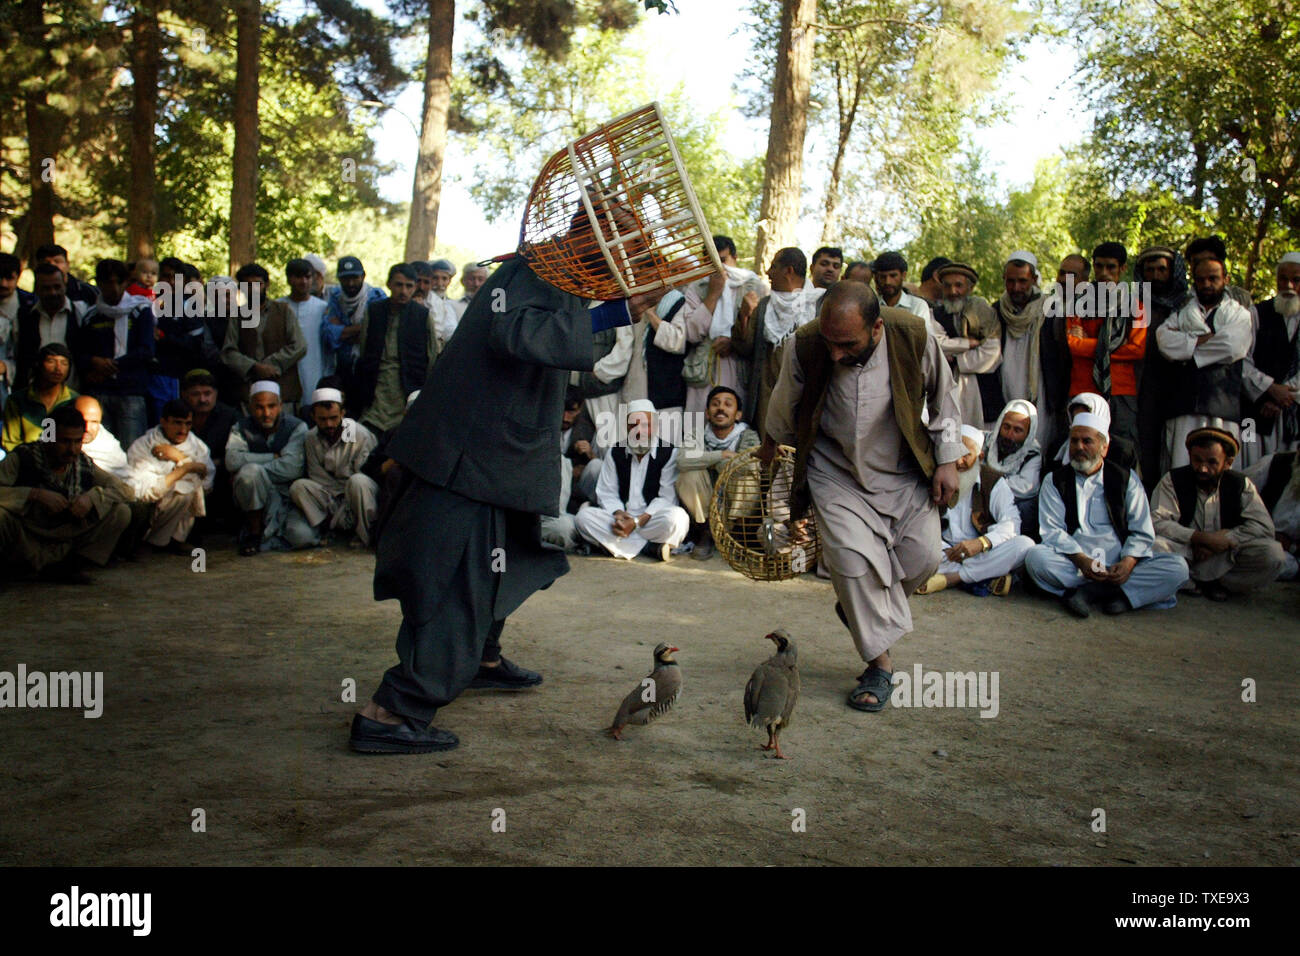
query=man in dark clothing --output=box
[182,368,238,529]
[350,255,643,754]
[354,263,439,442]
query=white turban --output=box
[1280,252,1300,267]
[1071,412,1109,440]
[310,387,344,405]
[626,399,656,417]
[1006,250,1039,274]
[960,424,985,447]
[250,380,281,398]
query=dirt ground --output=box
[1,540,1296,867]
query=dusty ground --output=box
[0,540,1296,867]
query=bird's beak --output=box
[669,647,679,653]
[765,633,779,643]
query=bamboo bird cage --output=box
[710,446,821,582]
[518,102,723,300]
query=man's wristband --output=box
[979,535,991,553]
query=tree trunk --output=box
[405,0,455,262]
[229,0,261,273]
[127,0,161,262]
[820,66,863,246]
[1244,194,1274,294]
[20,0,58,260]
[753,0,817,274]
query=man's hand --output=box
[1191,529,1234,555]
[720,450,737,460]
[944,538,982,563]
[931,461,959,506]
[251,362,278,380]
[967,337,982,349]
[1266,382,1296,408]
[712,336,733,358]
[1067,323,1084,339]
[612,511,636,538]
[739,290,759,323]
[1260,400,1282,420]
[86,356,117,383]
[755,434,778,467]
[340,324,362,343]
[627,288,666,319]
[29,488,70,513]
[706,268,726,299]
[1104,555,1138,586]
[152,443,185,463]
[67,492,94,519]
[572,439,593,459]
[1070,551,1110,583]
[1195,331,1215,346]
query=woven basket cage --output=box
[518,102,723,300]
[709,445,821,582]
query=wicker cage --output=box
[709,445,820,582]
[518,102,723,300]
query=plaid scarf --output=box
[30,445,90,499]
[1091,287,1134,399]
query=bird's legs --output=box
[760,729,776,751]
[771,732,789,760]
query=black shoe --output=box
[1200,581,1231,602]
[349,714,459,754]
[1061,589,1091,618]
[39,556,92,585]
[690,538,715,560]
[640,540,672,562]
[469,656,543,690]
[1101,593,1131,615]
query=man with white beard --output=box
[1243,252,1300,456]
[915,424,1033,597]
[983,398,1042,539]
[426,258,462,348]
[731,247,823,436]
[1025,414,1188,617]
[575,401,689,561]
[684,235,766,417]
[1241,448,1300,580]
[930,262,1002,429]
[1156,254,1253,471]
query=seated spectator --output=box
[676,385,759,559]
[2,342,78,451]
[1241,449,1300,581]
[15,262,88,389]
[181,368,238,529]
[916,425,1034,596]
[74,258,155,448]
[220,263,308,412]
[225,380,308,555]
[1050,392,1137,475]
[359,389,418,542]
[126,398,214,553]
[983,398,1042,539]
[356,264,439,441]
[286,387,379,550]
[0,251,34,409]
[561,385,601,508]
[74,395,129,478]
[575,400,689,561]
[0,403,132,584]
[1151,422,1284,600]
[540,453,581,553]
[1025,413,1188,617]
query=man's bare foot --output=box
[359,701,402,725]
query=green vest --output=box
[790,306,935,520]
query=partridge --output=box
[608,643,682,740]
[744,630,800,758]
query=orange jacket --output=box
[1067,313,1146,397]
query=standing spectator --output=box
[280,258,328,399]
[33,243,96,308]
[356,264,439,441]
[73,258,155,449]
[15,263,87,389]
[0,252,34,409]
[220,263,308,412]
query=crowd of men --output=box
[0,238,1295,636]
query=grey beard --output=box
[1070,453,1103,475]
[942,297,967,315]
[1276,291,1300,317]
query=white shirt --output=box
[281,295,328,398]
[126,426,215,501]
[944,473,1019,547]
[594,440,679,514]
[82,425,131,479]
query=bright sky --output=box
[367,1,1087,256]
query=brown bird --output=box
[608,643,682,740]
[744,630,800,759]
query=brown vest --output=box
[790,306,935,520]
[965,464,1005,535]
[238,299,303,402]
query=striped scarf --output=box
[1091,287,1134,399]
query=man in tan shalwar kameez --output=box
[0,404,132,583]
[760,282,962,712]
